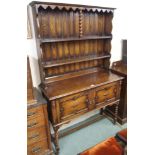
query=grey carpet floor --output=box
[59,118,127,155]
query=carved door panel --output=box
[95,82,118,107]
[58,91,89,121]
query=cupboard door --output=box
[95,82,118,107]
[58,92,89,121]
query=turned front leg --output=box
[114,103,119,124]
[53,127,60,154]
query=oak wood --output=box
[30,1,116,11]
[29,2,123,153]
[40,35,112,43]
[106,61,127,124]
[43,54,111,68]
[27,139,49,155]
[27,92,53,154]
[41,70,123,100]
[27,57,53,154]
[27,126,47,145]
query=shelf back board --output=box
[30,1,115,83]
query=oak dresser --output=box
[30,1,124,153]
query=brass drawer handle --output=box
[27,111,36,117]
[32,146,41,153]
[27,122,38,128]
[28,133,39,139]
[89,100,93,105]
[86,99,95,105]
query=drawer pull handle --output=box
[89,101,93,105]
[28,133,39,139]
[27,122,38,128]
[86,99,96,105]
[27,112,36,117]
[32,146,41,153]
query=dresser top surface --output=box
[41,69,123,100]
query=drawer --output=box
[27,106,44,120]
[95,83,117,106]
[58,92,89,121]
[27,116,45,130]
[27,127,47,145]
[27,139,49,155]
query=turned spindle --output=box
[114,103,119,124]
[79,9,83,37]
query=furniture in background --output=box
[78,128,127,155]
[30,1,123,152]
[122,40,127,64]
[27,57,53,155]
[106,40,127,124]
[116,128,127,144]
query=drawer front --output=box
[27,116,45,130]
[58,92,89,121]
[27,127,47,145]
[95,83,118,106]
[27,106,44,120]
[27,139,49,155]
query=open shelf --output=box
[43,54,111,68]
[40,35,112,43]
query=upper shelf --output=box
[40,35,112,43]
[43,53,111,68]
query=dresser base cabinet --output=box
[40,70,123,152]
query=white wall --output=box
[27,0,127,129]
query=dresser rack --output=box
[30,1,123,153]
